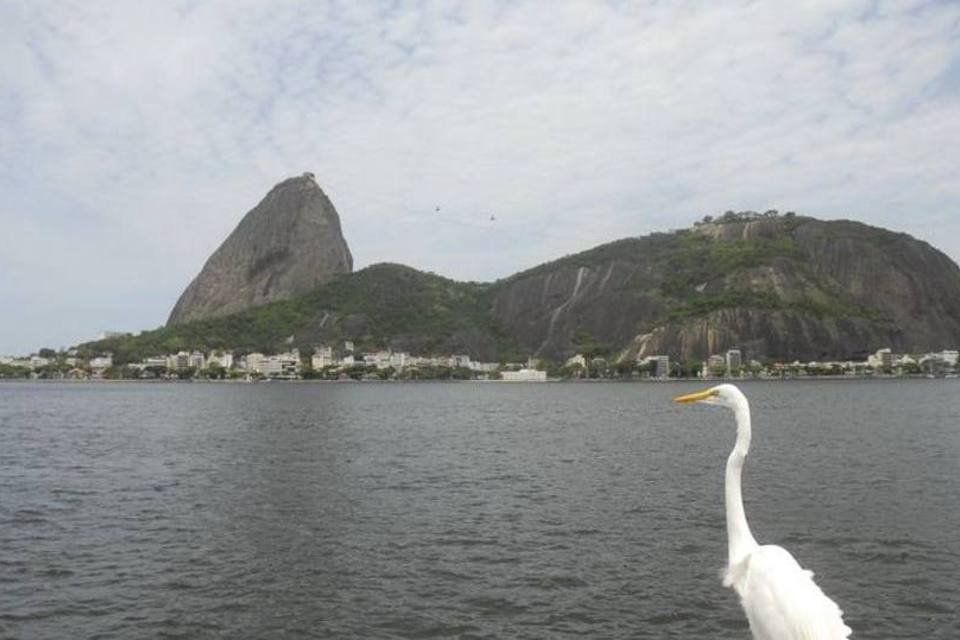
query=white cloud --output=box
[1,0,959,353]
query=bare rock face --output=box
[489,216,960,362]
[167,174,352,325]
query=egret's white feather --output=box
[674,384,853,639]
[734,545,852,640]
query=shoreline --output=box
[0,375,955,385]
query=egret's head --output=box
[673,383,746,410]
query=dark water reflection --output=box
[1,380,958,638]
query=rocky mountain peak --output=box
[167,173,353,325]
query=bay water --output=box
[1,380,958,638]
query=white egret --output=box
[673,384,852,639]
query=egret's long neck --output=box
[726,399,758,566]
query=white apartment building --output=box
[939,350,959,366]
[501,368,547,382]
[189,351,206,370]
[364,351,397,369]
[174,351,190,369]
[311,345,334,369]
[247,350,301,377]
[565,354,587,368]
[207,351,233,369]
[89,355,113,370]
[245,353,264,373]
[867,348,894,368]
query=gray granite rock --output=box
[167,173,352,325]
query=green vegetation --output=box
[666,291,782,320]
[571,328,614,359]
[0,364,31,379]
[650,226,882,325]
[500,235,671,284]
[74,212,923,368]
[79,263,518,365]
[663,290,873,322]
[660,231,802,298]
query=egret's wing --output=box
[737,545,852,640]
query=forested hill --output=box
[80,213,960,364]
[488,213,960,362]
[81,264,514,364]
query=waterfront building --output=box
[207,351,233,369]
[726,349,742,376]
[470,361,499,373]
[883,351,895,369]
[244,351,300,377]
[277,350,301,377]
[939,350,959,366]
[565,354,587,368]
[260,357,284,377]
[653,355,670,378]
[245,353,265,373]
[189,351,206,370]
[868,348,895,369]
[368,351,396,369]
[637,355,669,378]
[312,345,334,369]
[501,368,547,382]
[89,355,113,371]
[705,354,726,377]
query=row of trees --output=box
[695,209,797,225]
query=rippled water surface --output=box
[1,380,959,638]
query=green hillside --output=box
[80,212,960,364]
[79,263,516,364]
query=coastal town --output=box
[1,340,958,382]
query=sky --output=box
[1,0,959,355]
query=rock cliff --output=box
[121,204,960,363]
[488,216,960,362]
[167,174,352,325]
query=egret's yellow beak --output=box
[673,388,718,404]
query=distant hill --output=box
[81,186,960,364]
[84,263,517,364]
[488,214,960,363]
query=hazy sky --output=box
[2,0,959,354]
